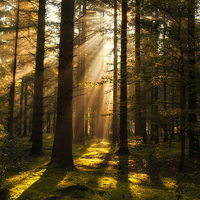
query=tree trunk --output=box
[96,86,104,139]
[30,0,46,155]
[7,0,19,134]
[18,78,24,135]
[53,87,57,134]
[188,0,200,158]
[112,0,118,143]
[154,81,159,144]
[23,77,28,137]
[46,96,51,133]
[135,0,141,137]
[51,0,75,168]
[154,20,159,145]
[178,19,186,171]
[150,85,155,141]
[117,0,129,154]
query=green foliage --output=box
[0,135,198,200]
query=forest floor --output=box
[0,133,200,200]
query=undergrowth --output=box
[0,132,199,200]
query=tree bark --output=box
[178,18,186,171]
[51,0,75,168]
[112,0,118,143]
[117,0,129,154]
[30,0,46,155]
[135,0,141,137]
[18,78,24,135]
[7,0,19,134]
[188,0,200,158]
[23,77,28,137]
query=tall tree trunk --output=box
[46,96,51,133]
[96,86,104,139]
[141,68,147,144]
[53,87,57,134]
[23,77,28,137]
[82,0,87,138]
[178,18,186,171]
[51,0,75,168]
[85,92,89,137]
[30,0,46,155]
[154,20,159,145]
[163,79,168,142]
[7,0,19,134]
[117,0,129,154]
[150,85,155,141]
[29,101,33,135]
[163,16,168,143]
[112,0,118,143]
[134,0,141,137]
[188,0,200,158]
[18,78,24,135]
[154,79,159,144]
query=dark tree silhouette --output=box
[112,0,118,143]
[117,0,129,154]
[7,0,19,134]
[188,0,200,158]
[30,0,46,155]
[51,0,75,168]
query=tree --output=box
[30,0,46,155]
[112,0,118,143]
[50,0,75,168]
[187,0,200,158]
[7,0,19,134]
[134,0,141,138]
[117,0,129,154]
[18,78,24,135]
[23,76,28,137]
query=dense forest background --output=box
[0,0,200,199]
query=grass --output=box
[0,133,200,200]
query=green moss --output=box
[1,134,199,200]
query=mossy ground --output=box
[1,133,200,200]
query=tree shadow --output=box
[115,154,133,199]
[17,141,96,199]
[18,167,69,199]
[85,142,117,189]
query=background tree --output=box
[7,0,20,134]
[187,0,200,158]
[112,0,118,143]
[30,0,46,155]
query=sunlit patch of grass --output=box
[161,177,176,189]
[74,141,110,169]
[98,176,117,189]
[58,170,89,188]
[128,172,150,185]
[8,169,46,200]
[77,158,103,167]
